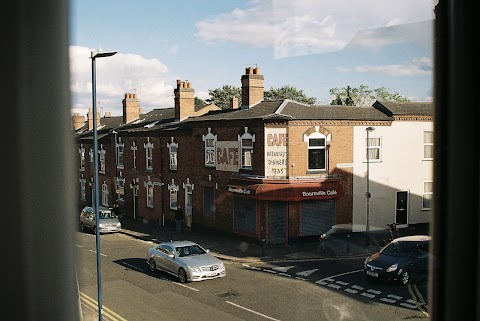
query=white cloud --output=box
[337,57,432,76]
[69,46,174,117]
[195,0,435,58]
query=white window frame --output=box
[79,175,86,201]
[116,137,124,169]
[168,180,179,209]
[167,138,178,171]
[424,131,434,160]
[101,181,109,207]
[99,144,106,173]
[238,128,255,169]
[423,181,433,210]
[365,136,381,162]
[145,177,154,208]
[307,132,327,171]
[79,144,85,171]
[116,171,125,202]
[131,141,138,169]
[203,128,217,167]
[144,138,153,171]
[89,148,94,163]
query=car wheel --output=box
[400,270,410,285]
[178,268,188,283]
[148,259,156,272]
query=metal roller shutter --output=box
[300,200,335,236]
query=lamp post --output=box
[91,49,117,321]
[365,126,375,246]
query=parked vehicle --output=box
[79,205,122,234]
[146,240,226,283]
[364,235,432,285]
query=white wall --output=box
[352,121,433,228]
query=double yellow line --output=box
[79,291,128,321]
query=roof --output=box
[373,100,434,118]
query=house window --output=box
[101,181,109,207]
[146,178,154,208]
[238,128,255,169]
[144,138,153,170]
[131,141,138,169]
[116,137,124,168]
[99,145,106,173]
[79,175,86,201]
[424,131,434,160]
[308,132,327,170]
[366,137,381,162]
[203,186,215,216]
[168,180,179,209]
[116,172,125,202]
[89,148,93,163]
[203,128,217,167]
[423,181,433,210]
[79,145,85,170]
[167,139,178,171]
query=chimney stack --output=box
[71,112,85,130]
[123,93,141,124]
[174,80,195,121]
[241,66,264,109]
[230,96,239,109]
[87,107,101,130]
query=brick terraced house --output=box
[74,66,433,244]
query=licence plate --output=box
[366,270,378,277]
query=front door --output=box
[396,191,409,226]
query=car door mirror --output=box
[168,253,175,258]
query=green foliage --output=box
[206,84,316,109]
[329,85,410,106]
[264,85,317,105]
[194,96,206,107]
[205,85,241,109]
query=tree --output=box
[264,85,317,105]
[194,96,206,107]
[206,84,317,109]
[205,85,241,110]
[329,85,410,106]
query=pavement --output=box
[80,217,430,320]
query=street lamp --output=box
[365,126,375,246]
[91,49,117,321]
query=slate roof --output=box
[372,100,434,118]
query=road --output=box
[76,231,430,320]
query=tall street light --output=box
[91,49,117,321]
[365,126,375,246]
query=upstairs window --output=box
[238,128,255,169]
[79,145,85,170]
[101,181,109,207]
[424,131,434,160]
[116,137,124,168]
[168,180,179,209]
[203,128,217,167]
[144,138,153,170]
[116,172,125,202]
[307,132,327,171]
[366,137,381,162]
[131,141,138,169]
[99,145,106,173]
[146,178,154,208]
[167,138,178,171]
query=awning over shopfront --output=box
[226,180,344,201]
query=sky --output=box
[69,0,436,117]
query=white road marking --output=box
[361,292,376,298]
[380,298,397,303]
[317,269,363,282]
[400,302,418,309]
[351,285,364,290]
[367,289,381,295]
[344,288,358,294]
[272,266,295,272]
[88,249,106,256]
[327,283,341,289]
[335,281,349,286]
[278,273,291,277]
[296,269,319,277]
[387,294,403,300]
[226,301,281,321]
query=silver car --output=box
[146,240,226,283]
[79,206,122,234]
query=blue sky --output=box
[69,0,436,117]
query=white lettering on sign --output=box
[228,187,252,195]
[265,128,288,178]
[302,190,337,197]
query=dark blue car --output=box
[364,235,431,285]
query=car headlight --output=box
[98,224,105,228]
[218,262,225,269]
[386,264,398,272]
[116,223,121,227]
[187,266,202,273]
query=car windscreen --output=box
[380,241,420,256]
[176,245,206,257]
